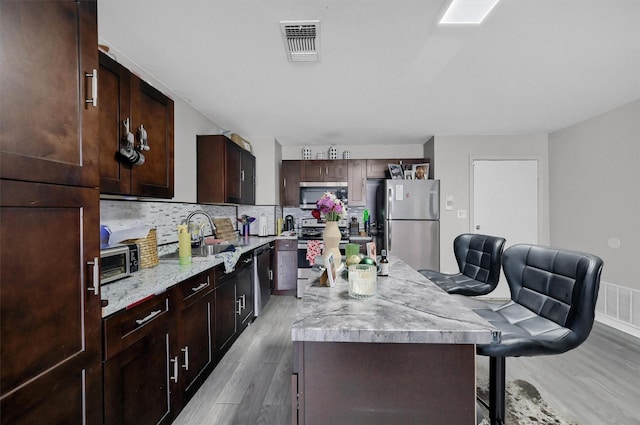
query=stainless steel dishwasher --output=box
[253,244,273,316]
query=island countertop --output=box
[291,256,498,345]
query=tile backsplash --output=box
[101,199,280,254]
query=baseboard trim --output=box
[595,314,640,339]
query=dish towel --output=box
[306,240,323,266]
[217,247,241,273]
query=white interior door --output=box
[472,159,539,299]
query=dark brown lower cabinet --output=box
[292,342,476,425]
[173,270,216,403]
[215,268,238,359]
[274,239,297,295]
[103,295,175,425]
[0,181,102,425]
[214,252,254,360]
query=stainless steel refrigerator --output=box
[384,179,440,271]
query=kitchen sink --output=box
[160,243,234,260]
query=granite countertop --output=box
[100,235,294,318]
[291,256,497,345]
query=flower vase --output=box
[323,221,342,271]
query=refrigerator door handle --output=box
[387,222,392,251]
[387,186,393,220]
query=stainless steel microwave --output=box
[299,182,348,209]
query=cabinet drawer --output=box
[174,270,213,305]
[276,239,297,251]
[103,294,170,360]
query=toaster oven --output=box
[100,245,131,285]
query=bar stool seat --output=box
[462,244,603,425]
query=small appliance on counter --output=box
[99,243,139,285]
[284,215,295,231]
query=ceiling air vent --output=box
[280,20,320,62]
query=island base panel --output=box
[293,341,476,425]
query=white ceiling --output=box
[98,0,640,146]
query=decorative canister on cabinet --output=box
[343,150,351,159]
[328,145,338,159]
[302,146,311,160]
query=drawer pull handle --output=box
[236,299,242,315]
[243,258,252,264]
[170,356,179,383]
[87,257,99,295]
[182,346,189,371]
[85,69,98,107]
[135,309,162,326]
[191,282,209,293]
[240,294,246,310]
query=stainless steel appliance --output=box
[253,244,273,316]
[299,182,348,210]
[384,179,440,271]
[100,245,131,284]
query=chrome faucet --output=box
[182,210,216,248]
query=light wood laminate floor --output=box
[173,295,640,425]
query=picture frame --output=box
[326,252,336,287]
[413,163,429,180]
[388,163,404,180]
[404,169,415,180]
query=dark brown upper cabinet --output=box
[98,51,175,199]
[0,0,99,189]
[197,135,256,205]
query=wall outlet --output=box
[457,209,467,219]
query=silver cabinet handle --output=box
[191,282,209,293]
[182,347,189,371]
[85,69,97,107]
[243,258,252,264]
[135,309,162,326]
[87,257,99,295]
[170,356,179,383]
[236,299,242,315]
[240,294,246,310]
[240,170,245,182]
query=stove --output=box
[299,218,349,241]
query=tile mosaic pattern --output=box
[100,200,280,255]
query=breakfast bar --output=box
[291,256,498,425]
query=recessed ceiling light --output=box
[440,0,500,24]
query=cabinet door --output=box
[324,159,347,181]
[196,135,226,203]
[282,160,301,207]
[274,239,297,295]
[99,51,132,194]
[130,75,174,198]
[104,327,174,425]
[103,295,174,425]
[348,159,367,207]
[300,160,324,181]
[0,0,99,188]
[240,150,256,205]
[215,275,237,359]
[226,141,243,203]
[0,180,102,424]
[175,272,215,402]
[236,255,254,331]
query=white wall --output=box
[549,99,640,290]
[433,134,550,274]
[282,144,426,160]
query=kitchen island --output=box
[291,256,497,425]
